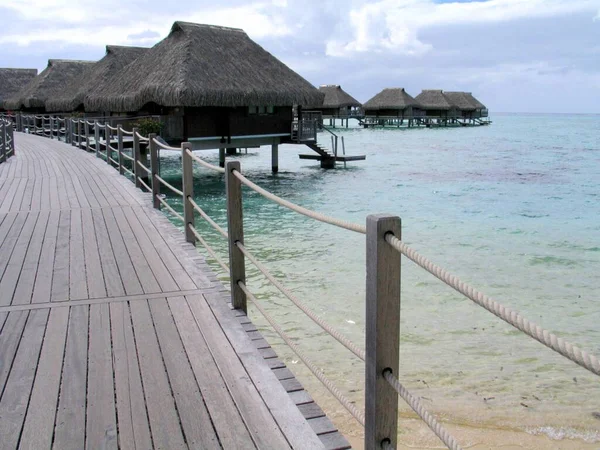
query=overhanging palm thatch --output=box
[86,22,324,112]
[46,46,148,113]
[464,92,486,110]
[4,60,95,111]
[363,88,420,111]
[443,92,476,111]
[318,85,361,108]
[414,90,456,110]
[0,68,38,110]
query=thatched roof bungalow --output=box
[443,91,477,118]
[86,22,323,143]
[414,90,459,118]
[464,92,488,117]
[363,88,422,118]
[313,85,361,118]
[4,60,95,112]
[46,46,148,113]
[0,68,38,112]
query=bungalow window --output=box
[248,106,275,115]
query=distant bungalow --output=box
[46,46,148,114]
[4,60,95,113]
[413,89,459,122]
[362,88,423,127]
[312,85,362,127]
[0,68,38,112]
[85,22,324,151]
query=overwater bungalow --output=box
[86,22,324,151]
[0,68,38,112]
[413,90,460,125]
[312,85,362,127]
[464,92,489,119]
[45,46,148,115]
[443,91,477,119]
[362,88,423,127]
[4,60,95,113]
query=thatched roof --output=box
[464,92,486,110]
[46,46,148,112]
[87,22,323,112]
[4,59,95,110]
[363,88,420,111]
[0,68,38,110]
[414,90,456,110]
[443,92,476,111]
[318,85,361,108]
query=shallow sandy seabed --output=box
[341,419,599,450]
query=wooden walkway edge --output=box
[0,133,350,450]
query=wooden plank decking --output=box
[0,133,351,450]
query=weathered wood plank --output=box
[109,301,153,450]
[167,296,255,448]
[81,209,107,298]
[319,431,352,450]
[91,208,125,297]
[69,209,88,300]
[0,309,49,449]
[149,299,220,449]
[53,305,88,450]
[298,402,326,420]
[51,210,71,301]
[0,310,29,393]
[129,299,187,448]
[86,303,117,449]
[31,211,60,303]
[19,306,69,450]
[308,416,338,435]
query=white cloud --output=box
[326,0,600,57]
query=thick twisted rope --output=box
[156,196,184,222]
[186,148,225,173]
[136,160,151,175]
[106,124,118,131]
[238,280,366,426]
[135,131,149,141]
[121,152,134,162]
[187,224,229,272]
[385,234,600,376]
[384,371,462,450]
[155,175,183,197]
[187,197,229,239]
[121,129,134,136]
[137,177,152,192]
[236,241,365,361]
[232,169,366,234]
[152,137,180,151]
[123,167,134,177]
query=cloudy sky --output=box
[1,0,599,113]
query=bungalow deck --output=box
[0,133,350,450]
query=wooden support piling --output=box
[149,133,160,208]
[271,144,279,173]
[181,142,195,244]
[219,148,226,168]
[365,214,401,450]
[226,160,247,313]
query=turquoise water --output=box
[157,114,600,443]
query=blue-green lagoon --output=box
[157,113,600,448]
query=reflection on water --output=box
[156,114,600,446]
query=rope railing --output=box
[123,167,135,177]
[152,137,180,151]
[238,280,366,427]
[121,152,134,162]
[135,131,149,141]
[121,129,134,136]
[136,160,151,175]
[155,174,183,197]
[106,124,118,131]
[137,177,152,192]
[385,233,600,377]
[188,197,228,239]
[186,148,225,173]
[384,371,462,450]
[232,168,366,234]
[236,241,365,361]
[187,224,230,272]
[156,195,184,221]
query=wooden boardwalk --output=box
[0,133,350,450]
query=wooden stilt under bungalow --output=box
[0,68,38,113]
[362,88,423,128]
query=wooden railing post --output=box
[225,160,247,312]
[133,127,141,188]
[9,122,14,157]
[84,120,90,151]
[365,214,401,450]
[117,125,124,175]
[105,125,111,165]
[94,121,100,157]
[1,121,6,162]
[181,142,195,244]
[50,117,54,139]
[149,133,160,208]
